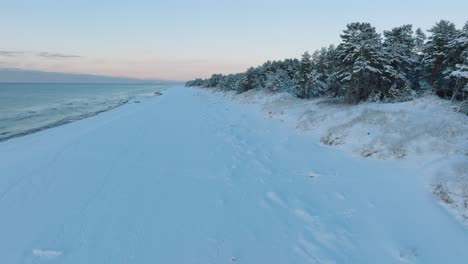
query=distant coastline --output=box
[0,68,181,84]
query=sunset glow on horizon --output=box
[1,0,467,80]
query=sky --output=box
[0,0,467,81]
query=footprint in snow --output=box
[294,171,322,178]
[307,171,321,178]
[398,247,419,262]
[32,249,63,258]
[335,192,346,200]
[266,191,287,208]
[294,208,317,222]
[26,249,63,262]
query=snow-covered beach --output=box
[1,86,467,263]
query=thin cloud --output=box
[0,51,24,57]
[37,52,82,59]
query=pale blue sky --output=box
[1,0,467,80]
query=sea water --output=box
[0,83,174,141]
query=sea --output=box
[0,82,176,141]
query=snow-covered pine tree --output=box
[185,78,206,87]
[205,74,223,88]
[284,58,300,80]
[447,21,468,101]
[337,22,387,103]
[239,67,257,93]
[323,45,344,97]
[232,73,246,91]
[265,70,279,92]
[217,74,237,91]
[422,20,458,97]
[308,69,327,97]
[253,64,267,90]
[382,25,416,101]
[414,28,427,54]
[311,47,334,97]
[265,69,292,93]
[297,52,312,99]
[410,28,428,91]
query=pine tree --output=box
[265,69,293,93]
[414,28,427,54]
[297,52,312,99]
[422,20,458,97]
[239,67,257,93]
[337,22,387,103]
[382,25,416,100]
[323,45,344,97]
[185,78,205,87]
[447,21,468,100]
[410,28,427,90]
[205,74,223,87]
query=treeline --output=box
[186,21,468,104]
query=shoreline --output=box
[0,91,164,143]
[0,99,129,143]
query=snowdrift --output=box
[214,88,468,223]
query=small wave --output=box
[0,99,129,142]
[0,83,168,142]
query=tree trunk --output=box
[364,73,372,101]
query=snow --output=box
[451,70,468,78]
[221,88,468,224]
[1,86,468,263]
[32,249,63,258]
